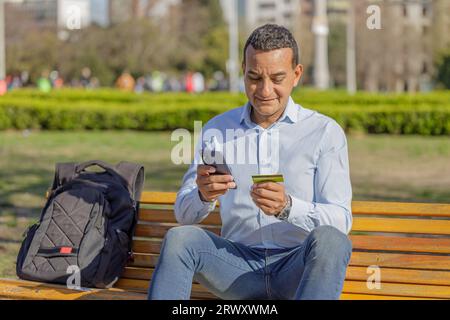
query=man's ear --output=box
[293,64,304,87]
[241,61,246,74]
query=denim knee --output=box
[162,225,206,255]
[308,225,352,258]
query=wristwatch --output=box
[275,194,292,221]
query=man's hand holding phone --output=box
[196,165,236,202]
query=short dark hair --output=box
[243,24,300,69]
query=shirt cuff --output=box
[286,195,316,231]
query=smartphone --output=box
[201,148,237,189]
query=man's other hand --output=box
[250,182,288,216]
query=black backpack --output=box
[16,160,144,289]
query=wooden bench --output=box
[1,191,449,300]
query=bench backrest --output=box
[114,192,450,300]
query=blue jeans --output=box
[148,225,352,300]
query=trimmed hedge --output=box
[1,89,449,135]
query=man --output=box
[148,24,352,300]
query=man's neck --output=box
[250,105,287,129]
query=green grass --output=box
[0,130,449,278]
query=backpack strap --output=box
[115,161,145,202]
[51,162,77,190]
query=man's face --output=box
[243,46,303,122]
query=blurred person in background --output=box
[167,76,182,92]
[185,72,194,93]
[0,79,6,95]
[50,70,64,89]
[80,67,92,88]
[115,69,135,92]
[8,74,22,90]
[90,77,100,89]
[36,70,52,93]
[151,71,164,93]
[192,72,205,93]
[209,70,228,91]
[21,71,30,87]
[135,76,146,94]
[144,74,153,92]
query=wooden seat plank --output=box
[348,235,450,254]
[138,209,221,225]
[134,218,450,238]
[349,252,450,271]
[352,217,450,235]
[339,293,440,300]
[121,263,450,288]
[128,252,450,272]
[350,201,450,218]
[114,277,450,299]
[134,223,221,238]
[345,266,450,286]
[342,280,450,299]
[114,279,217,299]
[132,236,450,255]
[138,209,450,235]
[139,192,450,218]
[0,278,146,300]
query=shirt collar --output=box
[239,96,299,128]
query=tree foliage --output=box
[436,50,450,89]
[5,0,228,85]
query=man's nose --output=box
[258,79,273,98]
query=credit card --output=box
[252,174,284,183]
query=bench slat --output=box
[352,217,450,235]
[139,192,450,217]
[138,209,450,228]
[348,235,450,254]
[128,252,450,271]
[121,265,450,287]
[138,209,221,225]
[122,267,153,280]
[114,279,217,299]
[128,254,160,268]
[114,277,450,299]
[339,293,438,300]
[134,222,450,240]
[134,224,221,238]
[350,201,450,218]
[132,236,450,255]
[0,278,146,300]
[345,266,450,286]
[342,280,450,299]
[141,192,177,205]
[350,252,450,271]
[134,218,450,238]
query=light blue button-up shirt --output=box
[174,96,353,249]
